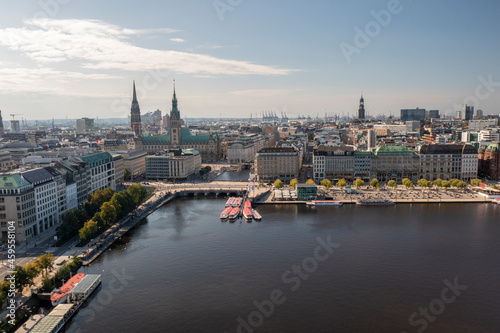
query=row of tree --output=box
[272,177,480,190]
[78,184,149,243]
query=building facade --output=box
[227,141,256,164]
[372,146,419,182]
[401,109,425,122]
[0,175,36,242]
[80,152,116,192]
[76,118,94,134]
[145,149,201,180]
[313,145,355,181]
[419,144,478,181]
[255,147,300,182]
[478,142,500,181]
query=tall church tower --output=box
[358,94,365,120]
[130,81,142,137]
[169,81,181,146]
[0,110,4,136]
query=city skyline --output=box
[0,1,499,120]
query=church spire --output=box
[172,79,177,102]
[132,80,138,102]
[170,80,180,119]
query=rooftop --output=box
[0,174,31,189]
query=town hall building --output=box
[135,82,221,162]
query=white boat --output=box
[492,198,500,204]
[306,200,343,206]
[251,209,262,220]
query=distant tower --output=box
[0,110,3,136]
[130,81,142,137]
[358,94,365,119]
[169,80,181,146]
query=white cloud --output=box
[170,38,185,43]
[0,18,296,76]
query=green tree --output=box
[404,179,414,188]
[456,181,467,190]
[402,178,411,185]
[100,201,118,227]
[337,179,347,187]
[34,253,55,278]
[417,179,428,187]
[433,179,443,187]
[370,178,380,188]
[470,179,481,186]
[450,179,461,188]
[289,179,299,189]
[320,179,332,189]
[306,179,315,184]
[124,168,131,180]
[79,220,99,242]
[353,179,365,188]
[273,179,284,189]
[12,266,33,292]
[387,180,397,189]
[127,184,148,205]
[442,180,451,188]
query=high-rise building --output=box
[462,104,474,121]
[367,129,377,149]
[401,108,426,122]
[130,81,142,137]
[11,120,20,132]
[425,110,440,119]
[455,111,462,119]
[358,95,365,119]
[76,118,94,133]
[476,109,484,117]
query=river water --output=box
[66,199,500,333]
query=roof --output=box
[485,142,499,152]
[80,152,113,166]
[420,144,477,155]
[140,128,219,146]
[0,174,31,189]
[373,146,416,156]
[21,167,56,185]
[70,274,101,295]
[30,315,64,333]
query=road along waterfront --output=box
[66,198,500,333]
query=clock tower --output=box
[169,81,181,146]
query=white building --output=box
[146,149,201,180]
[80,152,116,192]
[227,142,256,164]
[469,119,497,131]
[66,182,78,211]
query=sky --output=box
[0,0,499,120]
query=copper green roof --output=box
[81,152,113,166]
[354,151,373,156]
[486,142,499,152]
[0,174,31,189]
[140,129,219,145]
[373,146,416,156]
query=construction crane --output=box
[10,114,23,121]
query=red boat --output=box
[228,207,240,220]
[244,200,252,208]
[243,207,253,221]
[220,207,232,220]
[233,197,243,207]
[225,197,235,207]
[50,273,85,306]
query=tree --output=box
[418,179,428,187]
[470,179,481,186]
[353,179,364,188]
[320,179,332,189]
[34,253,55,278]
[402,178,411,185]
[79,220,99,242]
[306,179,315,184]
[450,179,461,188]
[387,180,397,189]
[100,201,118,227]
[12,266,33,292]
[433,179,443,188]
[124,168,131,180]
[289,179,299,189]
[370,178,380,188]
[442,180,451,188]
[337,179,347,187]
[456,181,467,190]
[273,179,284,189]
[403,179,414,189]
[127,184,148,205]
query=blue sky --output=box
[0,0,499,120]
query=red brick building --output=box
[478,143,500,181]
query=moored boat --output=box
[225,197,235,207]
[50,273,85,306]
[233,197,243,207]
[220,207,232,220]
[251,208,262,221]
[492,198,500,204]
[244,200,252,208]
[228,207,240,220]
[357,199,395,206]
[306,200,343,206]
[243,207,253,221]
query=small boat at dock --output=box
[243,207,253,221]
[244,200,252,208]
[492,198,500,204]
[50,273,85,306]
[220,207,232,220]
[228,207,240,220]
[251,208,262,221]
[306,200,343,206]
[233,197,243,207]
[225,197,235,207]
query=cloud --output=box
[0,18,296,76]
[170,38,185,43]
[231,89,290,97]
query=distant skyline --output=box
[0,0,499,120]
